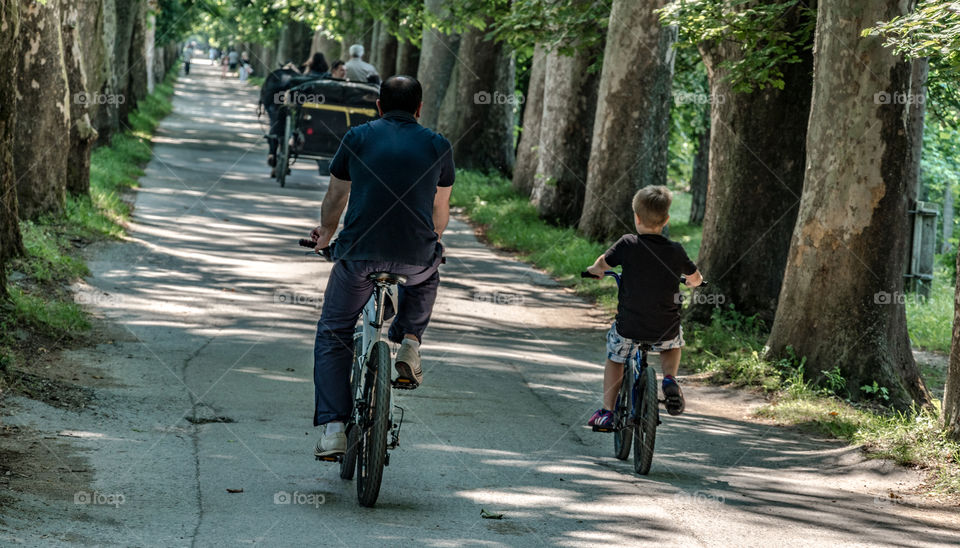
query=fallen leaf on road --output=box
[480,509,503,520]
[226,488,243,493]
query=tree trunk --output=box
[417,0,460,130]
[145,8,155,93]
[530,47,600,224]
[76,0,109,143]
[448,24,516,174]
[124,0,148,113]
[93,0,117,143]
[692,6,813,322]
[395,38,419,76]
[62,0,98,196]
[512,44,547,198]
[766,0,930,408]
[945,252,960,440]
[436,62,460,137]
[943,178,955,253]
[110,0,142,129]
[374,21,398,79]
[688,110,709,226]
[14,0,71,220]
[368,20,381,68]
[276,20,311,66]
[578,0,676,240]
[0,1,23,296]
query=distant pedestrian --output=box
[228,49,240,72]
[344,44,380,85]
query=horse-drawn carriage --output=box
[261,70,379,187]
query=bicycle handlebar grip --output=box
[581,271,600,279]
[299,239,317,248]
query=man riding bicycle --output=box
[308,75,455,457]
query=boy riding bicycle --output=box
[585,186,702,428]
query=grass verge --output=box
[1,70,178,370]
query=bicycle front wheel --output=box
[633,365,658,475]
[341,333,363,480]
[356,341,391,507]
[613,364,633,460]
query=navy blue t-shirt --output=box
[329,110,455,266]
[604,233,698,341]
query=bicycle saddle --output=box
[368,272,407,285]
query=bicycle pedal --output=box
[392,378,417,390]
[315,455,341,463]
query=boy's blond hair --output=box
[632,185,672,227]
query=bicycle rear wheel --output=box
[356,341,391,507]
[633,365,658,475]
[613,364,633,460]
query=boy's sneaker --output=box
[588,409,615,430]
[394,339,423,389]
[662,376,685,416]
[314,423,346,457]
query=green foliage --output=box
[905,266,955,352]
[491,0,610,70]
[659,0,816,93]
[668,48,710,189]
[6,287,89,335]
[865,1,960,128]
[860,381,892,402]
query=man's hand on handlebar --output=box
[310,225,334,253]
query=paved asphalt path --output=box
[4,62,960,547]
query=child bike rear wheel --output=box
[613,365,633,460]
[356,341,391,507]
[633,366,658,475]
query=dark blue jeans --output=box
[313,255,442,426]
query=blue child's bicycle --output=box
[580,270,703,475]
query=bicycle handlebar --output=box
[580,270,708,287]
[299,239,333,260]
[298,239,447,265]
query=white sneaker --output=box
[314,423,346,457]
[394,339,423,389]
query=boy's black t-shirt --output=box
[604,233,698,341]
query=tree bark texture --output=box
[578,0,675,240]
[945,251,960,440]
[417,0,460,130]
[766,0,930,408]
[92,0,117,143]
[693,4,813,323]
[448,24,516,174]
[374,21,398,79]
[0,0,24,295]
[395,38,420,77]
[530,46,599,224]
[512,44,547,198]
[62,0,98,196]
[113,0,144,128]
[14,0,71,220]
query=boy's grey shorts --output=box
[606,320,684,364]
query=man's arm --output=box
[310,174,351,251]
[433,185,452,239]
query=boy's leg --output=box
[658,347,685,416]
[659,348,681,378]
[602,359,624,411]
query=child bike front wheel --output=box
[613,365,633,460]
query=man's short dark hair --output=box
[379,76,422,114]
